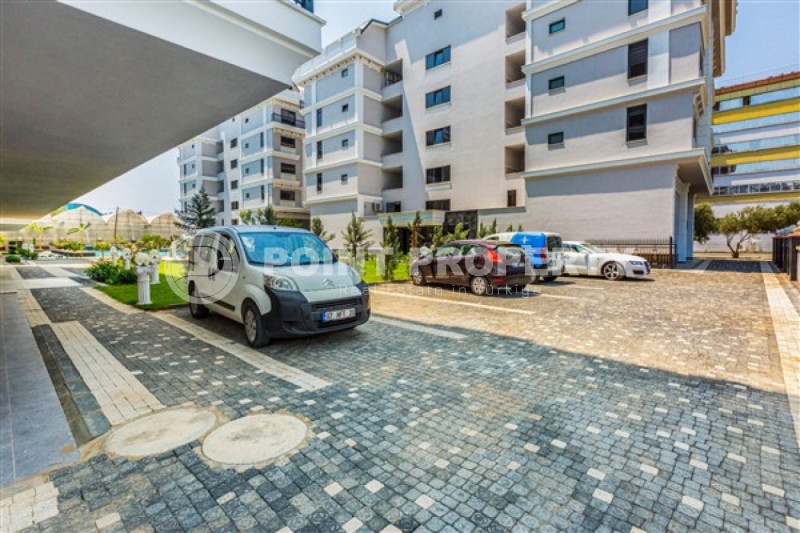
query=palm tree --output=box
[382,216,402,281]
[408,211,422,250]
[241,206,279,225]
[27,223,53,250]
[67,222,91,245]
[341,213,372,264]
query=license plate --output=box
[322,308,356,322]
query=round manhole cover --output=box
[104,407,218,458]
[202,414,308,466]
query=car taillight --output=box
[541,247,548,261]
[487,249,500,263]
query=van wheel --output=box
[189,283,209,319]
[411,270,426,286]
[543,276,558,282]
[602,262,625,281]
[470,276,489,296]
[242,300,269,348]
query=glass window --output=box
[507,190,517,207]
[426,166,451,184]
[426,86,451,108]
[230,138,238,148]
[341,173,348,184]
[548,76,565,91]
[341,67,349,78]
[280,163,296,174]
[713,111,800,133]
[749,86,800,106]
[434,8,442,19]
[711,158,800,177]
[628,0,648,15]
[549,19,565,34]
[425,46,451,70]
[426,199,451,211]
[426,126,451,146]
[626,104,647,142]
[231,180,238,190]
[548,132,564,145]
[316,173,322,192]
[279,190,296,201]
[280,136,295,147]
[239,231,336,266]
[231,159,238,169]
[718,98,743,111]
[342,138,349,149]
[316,141,323,159]
[434,244,459,257]
[628,39,648,78]
[342,103,349,112]
[316,108,323,127]
[714,134,800,154]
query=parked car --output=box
[562,241,651,281]
[485,231,564,281]
[410,240,534,295]
[187,226,370,347]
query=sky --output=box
[73,0,800,216]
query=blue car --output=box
[485,231,565,281]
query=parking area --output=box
[1,262,799,532]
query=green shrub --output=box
[4,255,21,263]
[18,249,38,260]
[86,261,137,285]
[52,240,84,251]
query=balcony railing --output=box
[384,71,402,87]
[271,113,305,128]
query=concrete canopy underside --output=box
[0,0,315,229]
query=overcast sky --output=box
[73,0,800,216]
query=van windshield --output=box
[239,232,336,266]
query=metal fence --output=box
[772,235,800,281]
[586,238,677,268]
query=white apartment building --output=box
[293,0,736,260]
[178,90,308,226]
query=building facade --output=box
[292,0,735,260]
[696,72,800,253]
[177,90,308,226]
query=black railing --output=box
[291,0,313,13]
[384,71,402,87]
[272,113,305,128]
[586,238,677,268]
[773,235,800,281]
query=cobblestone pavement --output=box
[1,263,799,532]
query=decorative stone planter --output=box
[135,266,153,305]
[150,253,161,285]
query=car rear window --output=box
[496,245,524,262]
[547,235,562,250]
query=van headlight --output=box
[264,274,299,291]
[347,266,362,285]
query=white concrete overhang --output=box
[0,0,323,230]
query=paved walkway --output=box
[0,262,799,532]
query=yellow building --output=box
[697,72,800,252]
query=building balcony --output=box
[382,151,403,170]
[505,78,525,100]
[382,80,404,100]
[271,112,305,129]
[505,125,525,145]
[382,116,403,135]
[277,144,299,155]
[505,31,525,53]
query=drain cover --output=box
[104,407,217,458]
[202,414,308,465]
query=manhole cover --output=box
[202,414,308,465]
[104,407,217,458]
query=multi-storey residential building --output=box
[696,72,800,253]
[293,0,736,261]
[178,90,308,226]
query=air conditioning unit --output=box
[372,202,384,213]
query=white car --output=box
[562,241,651,281]
[187,226,370,347]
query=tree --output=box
[693,203,717,244]
[95,241,111,259]
[517,224,524,231]
[717,206,775,258]
[450,222,469,241]
[477,222,489,238]
[430,226,447,248]
[278,218,304,228]
[408,211,422,251]
[311,217,334,242]
[341,213,372,262]
[488,219,498,235]
[175,189,216,231]
[506,223,514,232]
[382,216,402,281]
[27,223,53,250]
[240,206,279,225]
[773,201,800,230]
[67,222,91,244]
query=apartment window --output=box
[232,218,238,225]
[628,0,648,15]
[425,46,451,70]
[280,163,296,174]
[342,103,349,113]
[316,173,322,192]
[230,138,238,149]
[426,199,451,211]
[549,19,565,34]
[507,190,517,207]
[342,138,349,149]
[386,201,402,213]
[317,141,323,160]
[316,108,323,127]
[231,180,238,190]
[244,117,249,124]
[425,86,451,108]
[426,165,451,184]
[341,67,349,78]
[280,190,296,201]
[341,173,348,184]
[231,201,239,210]
[626,104,647,142]
[245,192,250,199]
[548,76,565,91]
[628,39,648,78]
[260,186,265,200]
[230,159,238,169]
[434,9,443,19]
[426,126,451,146]
[280,136,295,148]
[548,132,564,146]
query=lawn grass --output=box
[360,257,410,284]
[95,260,187,311]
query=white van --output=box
[187,226,370,347]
